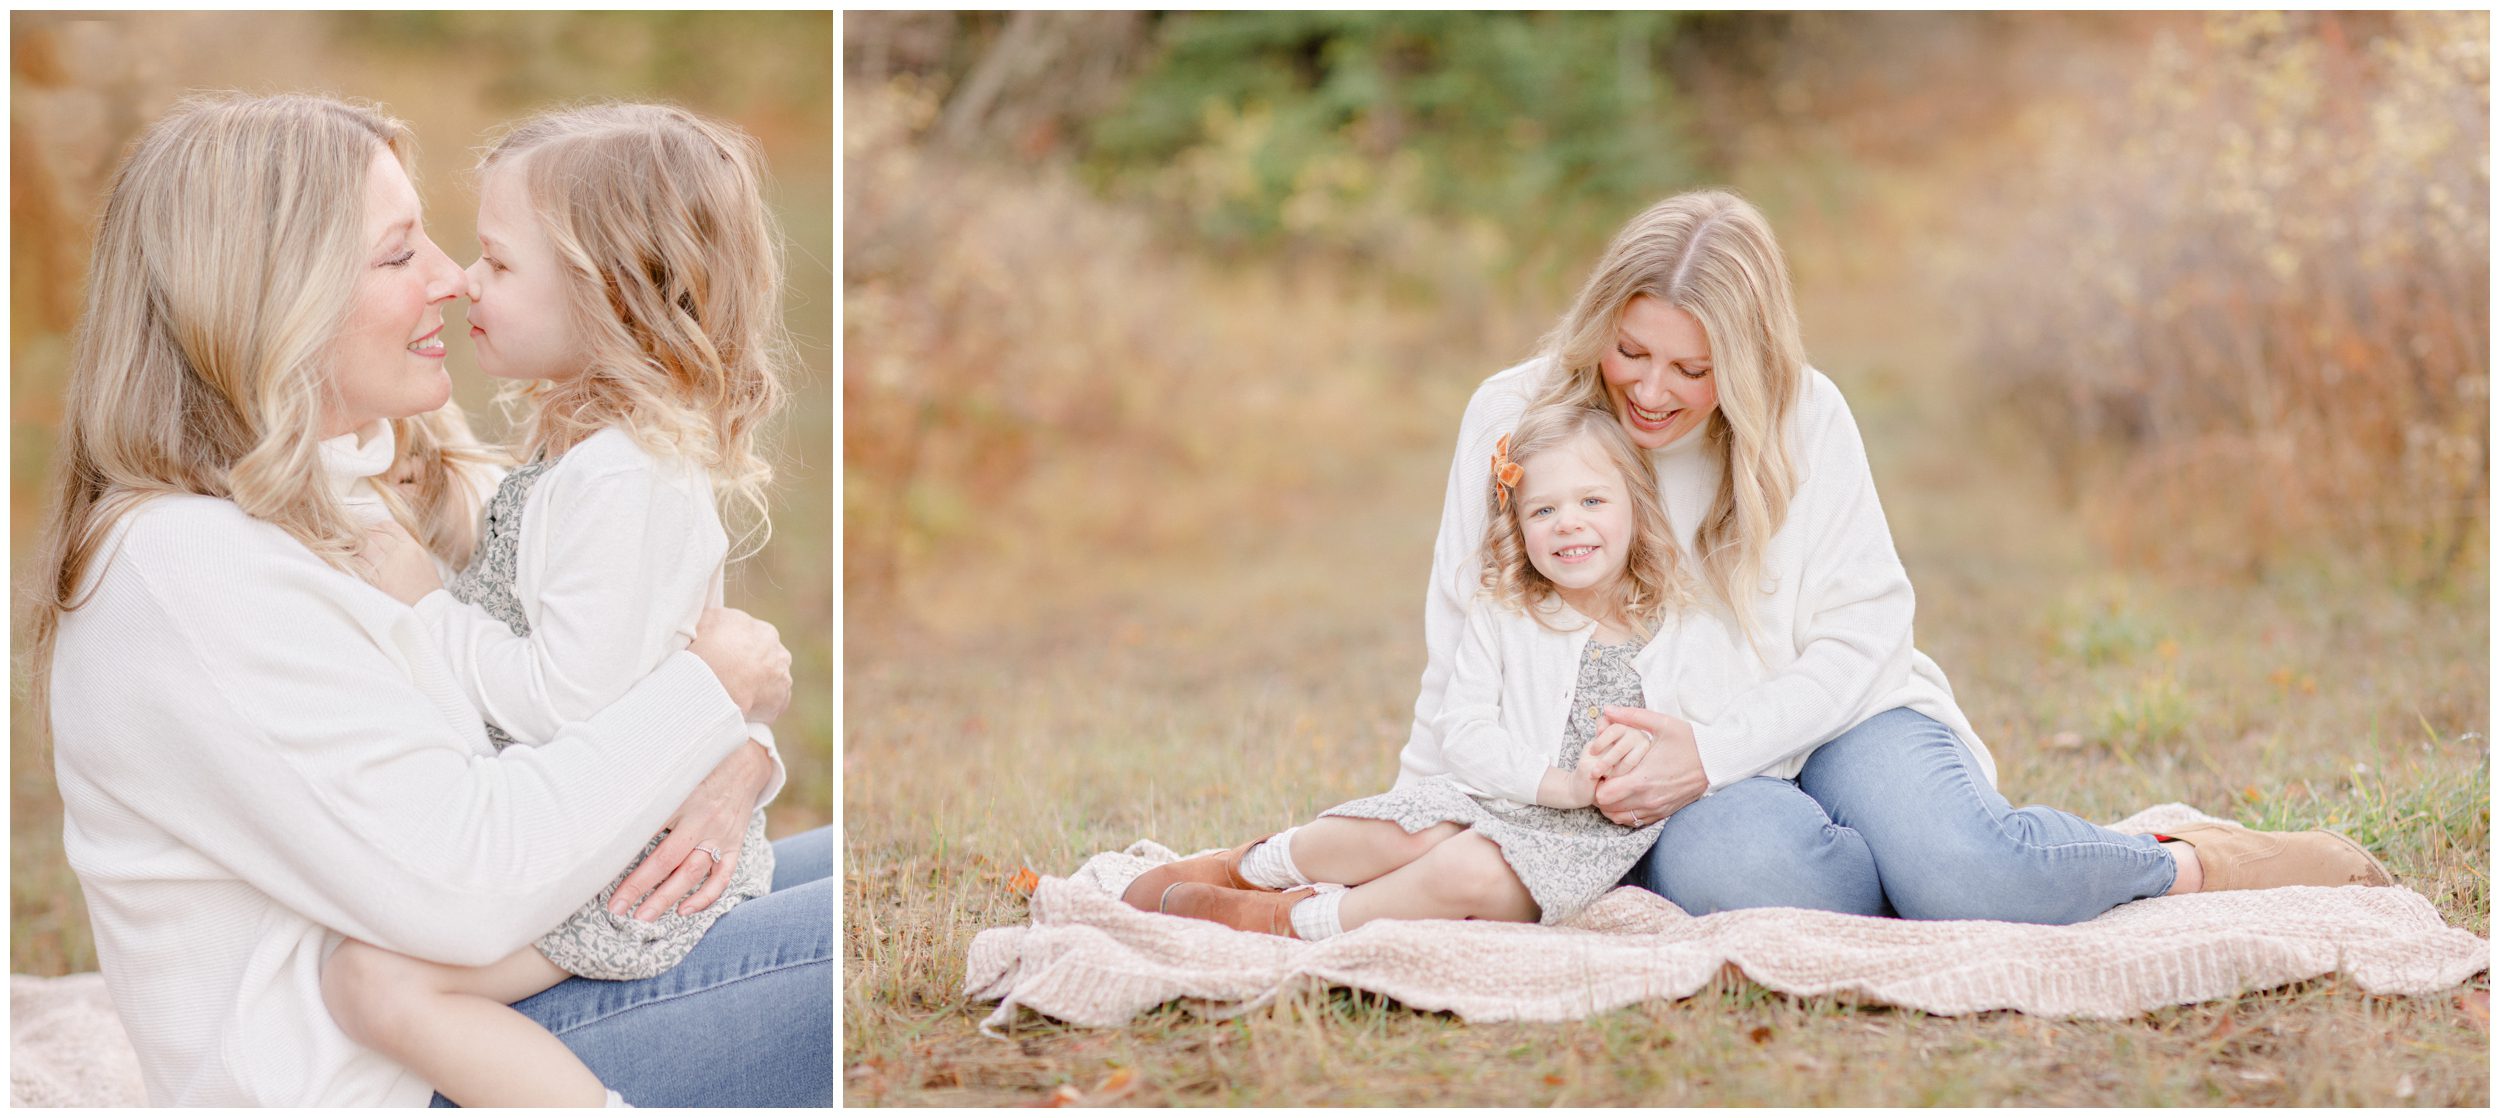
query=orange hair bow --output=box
[1490,434,1525,512]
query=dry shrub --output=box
[843,78,1534,625]
[1960,11,2487,585]
[845,78,1178,601]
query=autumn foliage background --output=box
[845,12,2487,1106]
[9,11,834,977]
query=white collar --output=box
[317,421,396,508]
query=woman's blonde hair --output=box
[478,101,789,559]
[25,91,492,734]
[1531,189,1805,643]
[1478,402,1689,634]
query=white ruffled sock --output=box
[1238,826,1312,889]
[1288,888,1344,941]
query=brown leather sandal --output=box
[1118,833,1279,912]
[2157,823,2396,890]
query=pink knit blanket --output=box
[965,804,2488,1032]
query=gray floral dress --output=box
[446,456,775,981]
[1322,633,1664,925]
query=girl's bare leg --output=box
[322,941,599,1107]
[1337,830,1538,929]
[1285,818,1464,885]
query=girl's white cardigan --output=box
[411,425,782,801]
[47,426,756,1106]
[1399,359,1993,796]
[1429,596,1673,803]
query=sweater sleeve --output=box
[1428,604,1553,804]
[413,451,723,749]
[82,509,749,966]
[1687,384,1920,788]
[1401,369,1531,771]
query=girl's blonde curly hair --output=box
[477,101,790,559]
[1477,402,1690,634]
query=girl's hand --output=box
[1579,723,1656,780]
[611,739,774,921]
[1534,764,1597,810]
[351,520,442,605]
[688,607,792,722]
[1589,707,1707,827]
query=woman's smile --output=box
[1624,399,1679,431]
[407,324,446,359]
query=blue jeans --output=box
[1624,708,2177,924]
[432,826,832,1107]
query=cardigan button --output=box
[1584,705,1601,719]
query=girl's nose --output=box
[425,246,469,303]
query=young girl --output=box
[1124,403,1687,937]
[322,103,790,1107]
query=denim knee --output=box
[1627,778,1887,917]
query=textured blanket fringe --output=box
[962,804,2489,1029]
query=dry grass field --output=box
[843,14,2487,1105]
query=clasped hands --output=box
[1552,706,1708,827]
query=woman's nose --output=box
[424,245,470,303]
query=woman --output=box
[1397,190,2393,924]
[27,93,830,1106]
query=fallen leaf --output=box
[1748,1026,1774,1044]
[2241,785,2262,803]
[1023,1083,1085,1107]
[1085,1068,1140,1104]
[1543,1075,1565,1086]
[1009,866,1041,896]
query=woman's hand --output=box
[351,520,441,605]
[1589,707,1707,827]
[689,606,792,721]
[611,739,774,921]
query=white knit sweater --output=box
[1397,359,1993,795]
[48,427,752,1106]
[412,426,782,804]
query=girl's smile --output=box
[1514,436,1636,611]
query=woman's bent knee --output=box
[1633,780,1885,916]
